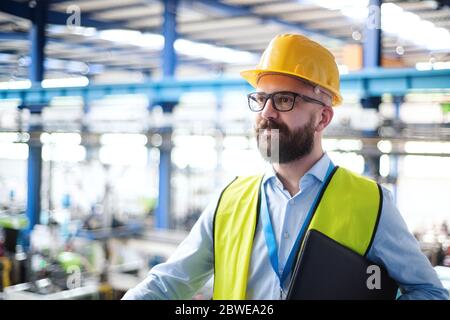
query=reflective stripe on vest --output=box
[212,166,382,300]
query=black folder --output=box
[287,229,399,300]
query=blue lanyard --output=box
[260,162,335,287]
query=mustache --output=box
[255,119,289,133]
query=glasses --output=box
[247,91,327,112]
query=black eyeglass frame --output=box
[247,90,327,112]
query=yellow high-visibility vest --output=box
[213,166,382,300]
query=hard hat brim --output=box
[240,69,343,106]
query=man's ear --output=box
[315,106,333,132]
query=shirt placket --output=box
[278,178,313,285]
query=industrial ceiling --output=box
[0,0,449,82]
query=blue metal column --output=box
[155,0,179,229]
[162,0,178,77]
[361,0,382,179]
[24,0,48,248]
[26,129,43,231]
[363,0,382,70]
[29,0,47,83]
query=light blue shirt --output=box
[123,153,448,300]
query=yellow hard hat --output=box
[240,33,343,106]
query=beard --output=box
[255,116,315,164]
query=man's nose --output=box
[260,98,279,120]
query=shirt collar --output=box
[262,152,332,189]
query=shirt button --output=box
[283,232,290,239]
[290,199,295,205]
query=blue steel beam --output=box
[0,32,29,40]
[25,130,43,243]
[1,68,450,104]
[162,0,178,77]
[29,1,47,83]
[360,0,382,115]
[360,0,382,114]
[0,0,30,18]
[23,0,47,250]
[154,0,179,230]
[363,0,382,70]
[361,0,382,177]
[340,68,450,95]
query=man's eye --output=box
[277,95,293,103]
[256,96,266,103]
